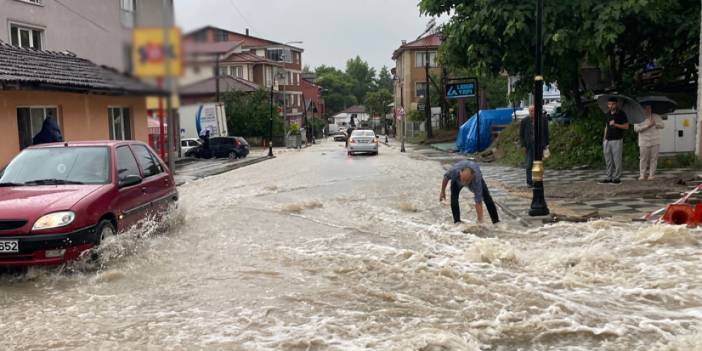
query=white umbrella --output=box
[596,94,646,124]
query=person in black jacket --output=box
[519,105,549,187]
[33,117,63,145]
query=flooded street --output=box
[2,141,702,350]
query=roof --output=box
[336,105,367,115]
[183,40,243,56]
[184,26,304,52]
[392,33,442,59]
[0,42,164,96]
[179,76,259,96]
[221,51,280,65]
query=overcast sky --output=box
[175,0,446,72]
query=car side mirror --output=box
[119,174,142,188]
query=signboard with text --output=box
[446,82,475,99]
[132,27,183,78]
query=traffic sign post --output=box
[446,78,480,151]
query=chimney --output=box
[245,28,250,36]
[401,40,407,45]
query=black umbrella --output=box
[596,94,646,124]
[637,96,678,115]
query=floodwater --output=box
[1,141,701,350]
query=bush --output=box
[289,123,301,135]
[492,107,645,170]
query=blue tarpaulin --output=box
[456,108,514,153]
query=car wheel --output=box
[228,151,238,159]
[95,219,116,246]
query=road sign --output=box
[446,82,475,99]
[132,27,183,78]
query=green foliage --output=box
[346,56,377,103]
[376,66,394,92]
[222,89,284,137]
[419,0,700,115]
[315,65,357,116]
[289,123,301,135]
[364,88,393,117]
[408,109,424,122]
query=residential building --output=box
[179,76,259,105]
[0,0,174,73]
[182,26,305,125]
[391,33,442,113]
[0,42,162,166]
[300,76,325,127]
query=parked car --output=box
[0,141,177,267]
[347,129,379,156]
[333,132,348,142]
[185,136,250,159]
[180,138,201,155]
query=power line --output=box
[226,0,255,34]
[53,0,109,32]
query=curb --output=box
[175,155,275,187]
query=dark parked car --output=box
[185,136,250,159]
[0,141,178,267]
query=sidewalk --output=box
[404,142,701,227]
[174,148,273,186]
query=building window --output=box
[193,31,207,43]
[215,66,227,76]
[16,107,59,149]
[108,107,132,140]
[415,51,437,68]
[214,30,228,42]
[120,0,135,28]
[266,48,292,63]
[193,65,201,74]
[230,66,243,78]
[10,23,43,50]
[415,82,427,98]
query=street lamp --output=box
[529,0,549,216]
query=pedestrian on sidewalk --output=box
[439,160,500,224]
[599,97,629,184]
[202,130,211,159]
[519,105,549,188]
[634,103,664,180]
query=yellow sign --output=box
[683,119,690,128]
[132,28,182,78]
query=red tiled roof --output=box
[179,76,259,96]
[221,52,279,65]
[184,26,304,52]
[183,40,243,55]
[392,33,442,59]
[337,105,366,114]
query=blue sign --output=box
[446,83,475,99]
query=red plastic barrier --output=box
[662,204,695,226]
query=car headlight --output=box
[33,211,75,230]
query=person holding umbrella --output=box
[599,97,630,184]
[634,102,665,180]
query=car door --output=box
[113,145,148,231]
[130,144,172,215]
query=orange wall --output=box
[0,91,148,167]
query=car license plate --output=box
[359,140,368,143]
[0,240,19,253]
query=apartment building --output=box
[182,26,305,125]
[391,33,442,113]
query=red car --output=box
[0,141,178,267]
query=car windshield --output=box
[0,147,110,185]
[351,131,375,137]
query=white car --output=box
[347,129,379,156]
[181,138,201,155]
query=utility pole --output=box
[529,0,550,216]
[269,70,275,157]
[400,84,406,152]
[425,50,433,139]
[162,0,175,173]
[215,55,220,102]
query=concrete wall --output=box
[1,0,170,72]
[0,91,148,167]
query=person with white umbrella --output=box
[599,97,630,184]
[634,102,664,180]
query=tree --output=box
[419,0,700,115]
[376,66,394,92]
[364,88,393,117]
[223,89,284,137]
[302,65,312,73]
[315,65,357,116]
[346,56,377,104]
